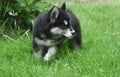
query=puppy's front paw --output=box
[44,46,58,61]
[44,55,50,61]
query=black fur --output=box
[32,3,82,57]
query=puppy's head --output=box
[49,3,76,39]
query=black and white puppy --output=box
[32,3,81,61]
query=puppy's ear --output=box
[61,3,67,11]
[49,6,59,23]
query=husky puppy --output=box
[32,3,81,61]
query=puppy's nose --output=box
[72,32,76,36]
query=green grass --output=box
[0,2,120,77]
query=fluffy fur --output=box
[32,3,82,61]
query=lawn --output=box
[0,1,120,77]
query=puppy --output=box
[32,3,81,61]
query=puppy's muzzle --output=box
[63,28,76,39]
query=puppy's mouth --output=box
[64,34,76,39]
[63,28,76,39]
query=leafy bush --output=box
[0,0,52,31]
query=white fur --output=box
[71,29,75,33]
[63,20,68,25]
[44,46,58,61]
[34,37,55,46]
[50,27,75,39]
[50,27,63,35]
[34,37,63,46]
[63,28,74,39]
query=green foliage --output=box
[0,0,52,31]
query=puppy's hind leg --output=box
[33,39,45,59]
[34,47,44,59]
